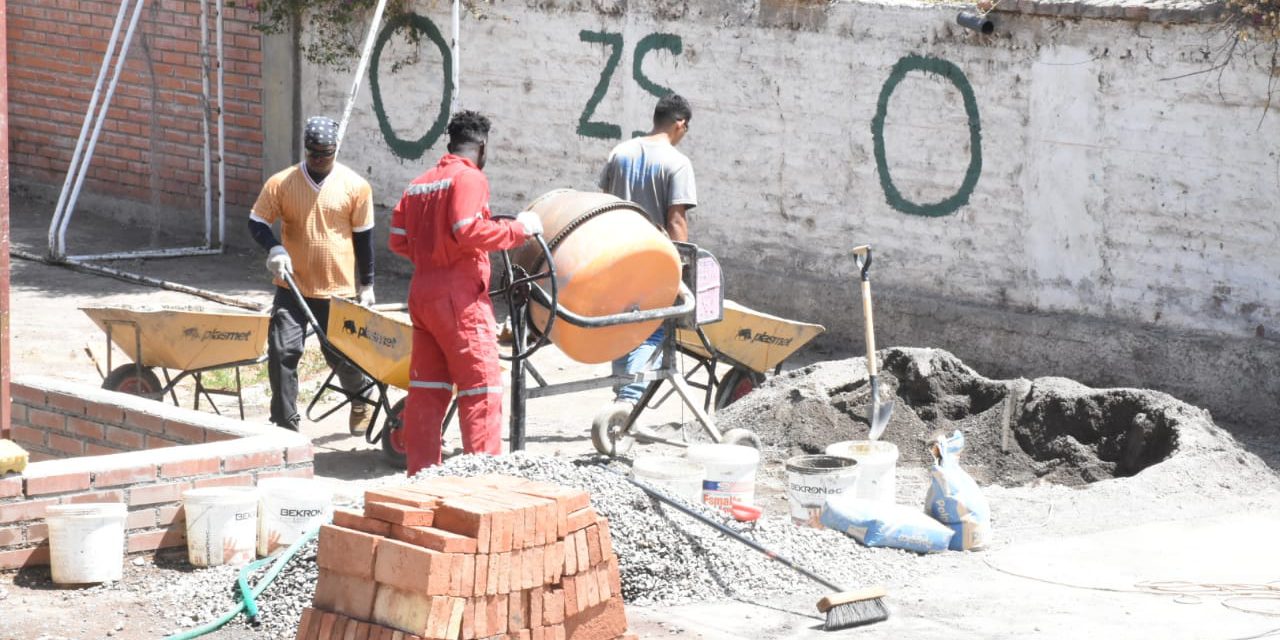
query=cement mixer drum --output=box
[513,189,682,364]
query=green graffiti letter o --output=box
[871,55,982,217]
[369,13,453,160]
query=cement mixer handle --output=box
[528,282,696,329]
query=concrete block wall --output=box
[5,0,265,234]
[293,0,1280,426]
[0,376,313,570]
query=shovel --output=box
[852,245,894,440]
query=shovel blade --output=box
[867,376,894,440]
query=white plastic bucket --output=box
[183,487,259,567]
[825,440,899,503]
[632,455,705,505]
[257,478,333,557]
[687,443,760,512]
[46,503,127,584]
[785,455,859,528]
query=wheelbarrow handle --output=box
[851,245,873,281]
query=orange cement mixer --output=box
[512,189,683,364]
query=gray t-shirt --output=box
[597,137,697,229]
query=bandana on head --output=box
[304,116,338,148]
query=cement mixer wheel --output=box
[721,428,762,449]
[381,398,408,470]
[102,364,163,400]
[591,404,636,457]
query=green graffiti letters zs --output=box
[369,13,453,160]
[871,55,983,217]
[578,31,684,140]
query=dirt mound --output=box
[717,347,1231,488]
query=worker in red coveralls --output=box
[389,110,543,476]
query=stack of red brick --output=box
[294,474,635,640]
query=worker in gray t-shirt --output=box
[597,94,697,407]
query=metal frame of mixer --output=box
[501,240,761,457]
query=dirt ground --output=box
[3,189,1280,640]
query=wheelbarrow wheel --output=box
[714,367,766,410]
[380,398,408,470]
[591,403,636,457]
[102,364,163,400]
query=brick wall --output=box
[5,0,264,215]
[0,376,313,570]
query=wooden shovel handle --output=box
[862,279,878,377]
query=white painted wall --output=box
[297,0,1280,420]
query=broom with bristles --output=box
[623,474,890,630]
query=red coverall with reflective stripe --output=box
[389,154,528,475]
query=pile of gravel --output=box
[198,451,916,639]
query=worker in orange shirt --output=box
[389,111,542,475]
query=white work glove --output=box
[266,245,292,278]
[357,284,376,307]
[516,210,543,236]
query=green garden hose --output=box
[163,523,321,640]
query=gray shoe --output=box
[349,403,372,435]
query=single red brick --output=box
[564,597,627,640]
[126,508,157,530]
[365,501,434,527]
[547,542,564,585]
[47,433,83,456]
[286,444,313,464]
[333,508,391,537]
[606,556,620,598]
[562,536,578,577]
[0,497,56,525]
[391,523,478,554]
[86,443,127,456]
[295,607,317,640]
[584,526,602,568]
[583,569,600,609]
[86,402,125,425]
[128,481,190,506]
[9,424,45,448]
[365,486,440,509]
[529,587,545,629]
[44,391,86,417]
[146,436,182,449]
[126,527,186,552]
[224,449,284,472]
[157,504,183,526]
[462,597,477,640]
[374,537,450,595]
[531,627,545,640]
[27,407,66,431]
[594,564,611,601]
[524,546,542,591]
[66,416,106,441]
[371,584,432,636]
[160,456,221,478]
[543,590,564,626]
[24,472,91,496]
[487,551,503,596]
[163,420,207,444]
[94,464,158,487]
[124,410,166,434]
[316,612,338,640]
[0,476,23,499]
[0,525,24,546]
[565,508,597,535]
[495,551,511,595]
[474,552,490,597]
[490,594,509,636]
[461,553,476,599]
[0,544,50,570]
[434,498,493,553]
[562,576,578,619]
[595,518,612,558]
[573,531,589,572]
[10,384,46,406]
[63,489,125,504]
[445,553,464,597]
[318,524,381,579]
[105,426,144,449]
[313,573,376,622]
[508,588,528,633]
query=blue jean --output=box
[612,327,665,403]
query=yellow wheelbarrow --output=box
[674,299,827,409]
[80,305,270,419]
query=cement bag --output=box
[925,430,991,551]
[820,494,953,554]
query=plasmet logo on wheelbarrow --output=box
[182,327,253,341]
[341,320,398,349]
[735,328,794,347]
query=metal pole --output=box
[56,0,147,258]
[48,0,133,259]
[200,0,212,247]
[335,0,391,153]
[451,0,460,114]
[510,302,527,452]
[0,0,11,439]
[215,0,226,249]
